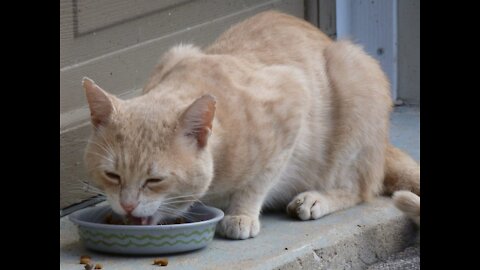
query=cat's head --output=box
[82,77,216,224]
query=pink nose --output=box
[120,202,137,213]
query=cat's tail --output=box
[383,145,420,226]
[392,191,420,226]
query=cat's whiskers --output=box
[99,135,116,158]
[158,201,211,218]
[162,195,203,202]
[65,137,114,159]
[66,189,98,196]
[157,207,187,216]
[160,209,199,220]
[73,179,106,195]
[86,140,115,158]
[162,196,200,203]
[162,191,221,202]
[83,185,105,195]
[161,199,202,208]
[162,199,204,205]
[155,207,193,220]
[93,127,117,156]
[84,151,115,164]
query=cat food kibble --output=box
[80,256,91,264]
[153,258,169,266]
[174,217,186,224]
[104,213,113,224]
[105,212,189,226]
[94,263,103,269]
[104,213,126,225]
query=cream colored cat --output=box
[83,11,420,239]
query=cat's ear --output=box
[180,94,216,148]
[82,77,117,128]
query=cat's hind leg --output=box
[286,189,361,220]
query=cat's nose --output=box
[120,202,138,213]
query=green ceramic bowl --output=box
[69,204,224,255]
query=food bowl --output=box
[69,204,224,255]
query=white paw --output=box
[287,191,328,220]
[217,215,260,240]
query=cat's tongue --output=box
[141,217,150,225]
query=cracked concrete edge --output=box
[274,217,418,270]
[367,244,420,270]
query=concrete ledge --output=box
[60,198,418,270]
[60,106,419,269]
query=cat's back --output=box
[205,11,332,66]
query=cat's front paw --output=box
[287,191,328,220]
[217,215,260,240]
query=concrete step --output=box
[60,106,419,269]
[60,198,418,270]
[367,243,420,270]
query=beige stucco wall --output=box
[397,0,420,104]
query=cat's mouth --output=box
[140,216,152,225]
[126,212,179,225]
[124,215,153,225]
[123,202,193,225]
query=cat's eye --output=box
[104,171,121,184]
[145,177,165,186]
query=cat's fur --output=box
[83,11,420,239]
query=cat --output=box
[82,11,420,239]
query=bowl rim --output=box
[69,204,224,230]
